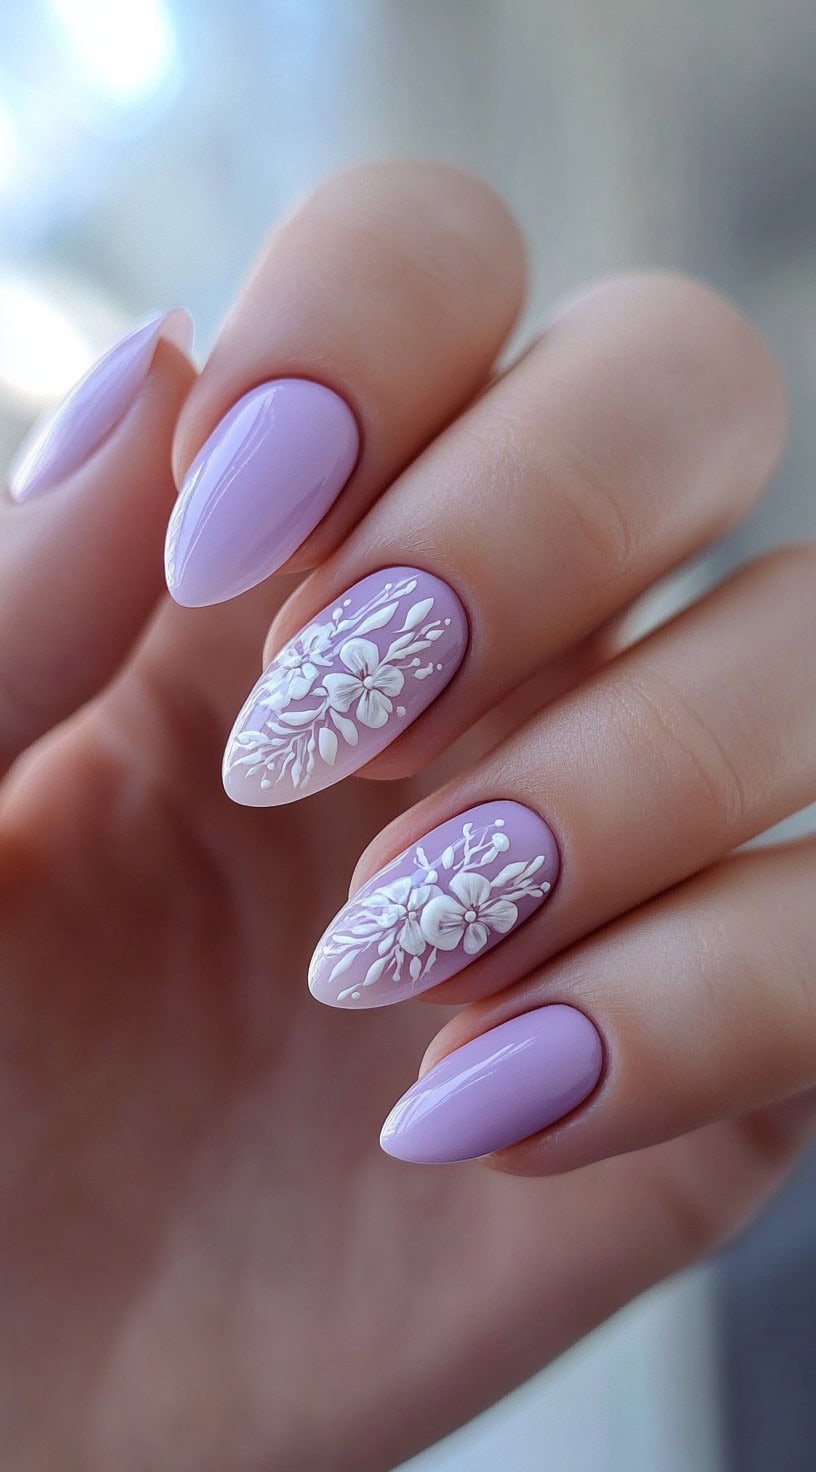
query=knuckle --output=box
[615,667,750,833]
[551,432,639,578]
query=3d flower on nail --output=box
[225,574,454,794]
[310,814,550,1004]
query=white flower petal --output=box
[357,688,392,728]
[410,884,439,908]
[323,673,362,712]
[370,662,404,697]
[289,666,317,700]
[339,637,379,678]
[399,917,426,956]
[480,898,519,934]
[449,870,490,908]
[419,896,465,950]
[463,920,489,954]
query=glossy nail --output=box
[223,566,468,807]
[165,379,359,607]
[7,309,192,502]
[308,800,559,1008]
[381,1005,603,1163]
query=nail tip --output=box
[7,306,194,504]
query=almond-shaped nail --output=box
[7,309,192,502]
[308,800,559,1008]
[380,1005,603,1164]
[223,566,468,806]
[165,379,359,607]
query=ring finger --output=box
[307,545,816,1008]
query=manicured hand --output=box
[3,163,813,1472]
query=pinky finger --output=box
[0,314,194,774]
[381,840,816,1168]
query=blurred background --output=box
[1,3,814,1468]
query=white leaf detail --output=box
[364,957,387,987]
[277,706,324,728]
[413,663,435,679]
[441,845,455,869]
[490,862,528,887]
[400,597,434,631]
[330,709,359,745]
[409,956,422,981]
[318,726,338,765]
[354,603,398,635]
[329,951,359,983]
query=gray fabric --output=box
[718,1147,816,1472]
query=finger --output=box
[308,546,816,1008]
[227,273,785,806]
[0,320,194,774]
[165,161,525,606]
[377,839,816,1167]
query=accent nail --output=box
[223,566,468,807]
[7,309,192,502]
[380,1005,603,1163]
[165,379,359,607]
[308,800,559,1008]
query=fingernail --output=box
[308,800,559,1008]
[7,309,192,503]
[223,566,468,806]
[380,1005,603,1163]
[165,379,359,607]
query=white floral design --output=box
[264,622,335,707]
[420,871,519,954]
[310,815,551,1003]
[323,638,405,729]
[226,575,453,792]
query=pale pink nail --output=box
[7,309,193,502]
[381,1006,603,1164]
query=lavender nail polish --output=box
[308,800,559,1008]
[380,1005,603,1163]
[7,309,192,503]
[164,379,359,607]
[223,566,468,807]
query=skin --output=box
[1,163,814,1472]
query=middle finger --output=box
[224,273,785,807]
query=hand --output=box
[2,164,813,1472]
